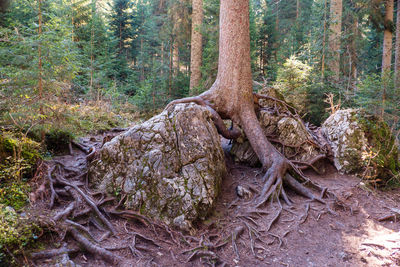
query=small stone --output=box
[235,185,252,199]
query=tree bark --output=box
[200,0,285,171]
[167,0,323,205]
[382,0,394,74]
[321,0,328,79]
[189,0,203,94]
[172,41,179,76]
[381,0,394,118]
[395,0,400,88]
[38,0,43,101]
[328,0,342,80]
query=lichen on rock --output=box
[89,103,226,230]
[322,109,399,185]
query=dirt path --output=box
[30,134,400,267]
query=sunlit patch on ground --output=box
[342,207,400,266]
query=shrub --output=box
[0,204,39,265]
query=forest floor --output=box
[30,132,400,267]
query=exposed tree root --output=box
[378,207,400,222]
[53,170,117,235]
[68,228,122,265]
[47,167,58,208]
[30,246,79,259]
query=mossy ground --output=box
[0,204,40,265]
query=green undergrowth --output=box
[0,204,40,265]
[0,131,41,210]
[357,112,400,187]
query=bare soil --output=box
[29,134,400,267]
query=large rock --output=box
[322,109,367,173]
[231,87,324,166]
[89,103,226,230]
[322,109,399,184]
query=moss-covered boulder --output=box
[89,103,226,230]
[322,109,399,185]
[231,87,323,166]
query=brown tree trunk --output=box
[328,0,342,80]
[381,0,394,118]
[200,0,285,171]
[38,0,43,103]
[395,0,400,89]
[382,0,394,74]
[189,0,203,94]
[172,41,179,76]
[167,0,325,205]
[321,0,328,79]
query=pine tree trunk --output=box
[167,0,325,204]
[200,0,285,170]
[382,0,394,74]
[38,0,43,102]
[321,0,328,79]
[381,0,394,118]
[328,0,342,80]
[172,41,179,76]
[189,0,203,94]
[395,0,400,88]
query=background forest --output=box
[1,0,399,126]
[0,0,400,264]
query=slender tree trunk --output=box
[395,0,400,89]
[381,0,394,118]
[38,0,43,103]
[189,0,203,94]
[90,1,95,99]
[321,0,328,79]
[296,0,300,20]
[38,0,44,140]
[382,0,394,74]
[161,41,164,76]
[169,39,173,95]
[172,41,179,76]
[328,0,342,80]
[350,19,358,83]
[140,38,144,82]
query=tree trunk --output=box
[328,0,342,80]
[167,0,325,205]
[395,0,400,89]
[38,0,43,103]
[381,0,394,118]
[189,0,203,94]
[382,0,394,74]
[172,41,179,76]
[200,0,285,171]
[321,0,328,79]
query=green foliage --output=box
[0,181,29,211]
[275,56,312,114]
[0,132,41,177]
[358,113,400,187]
[354,73,398,120]
[0,204,39,264]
